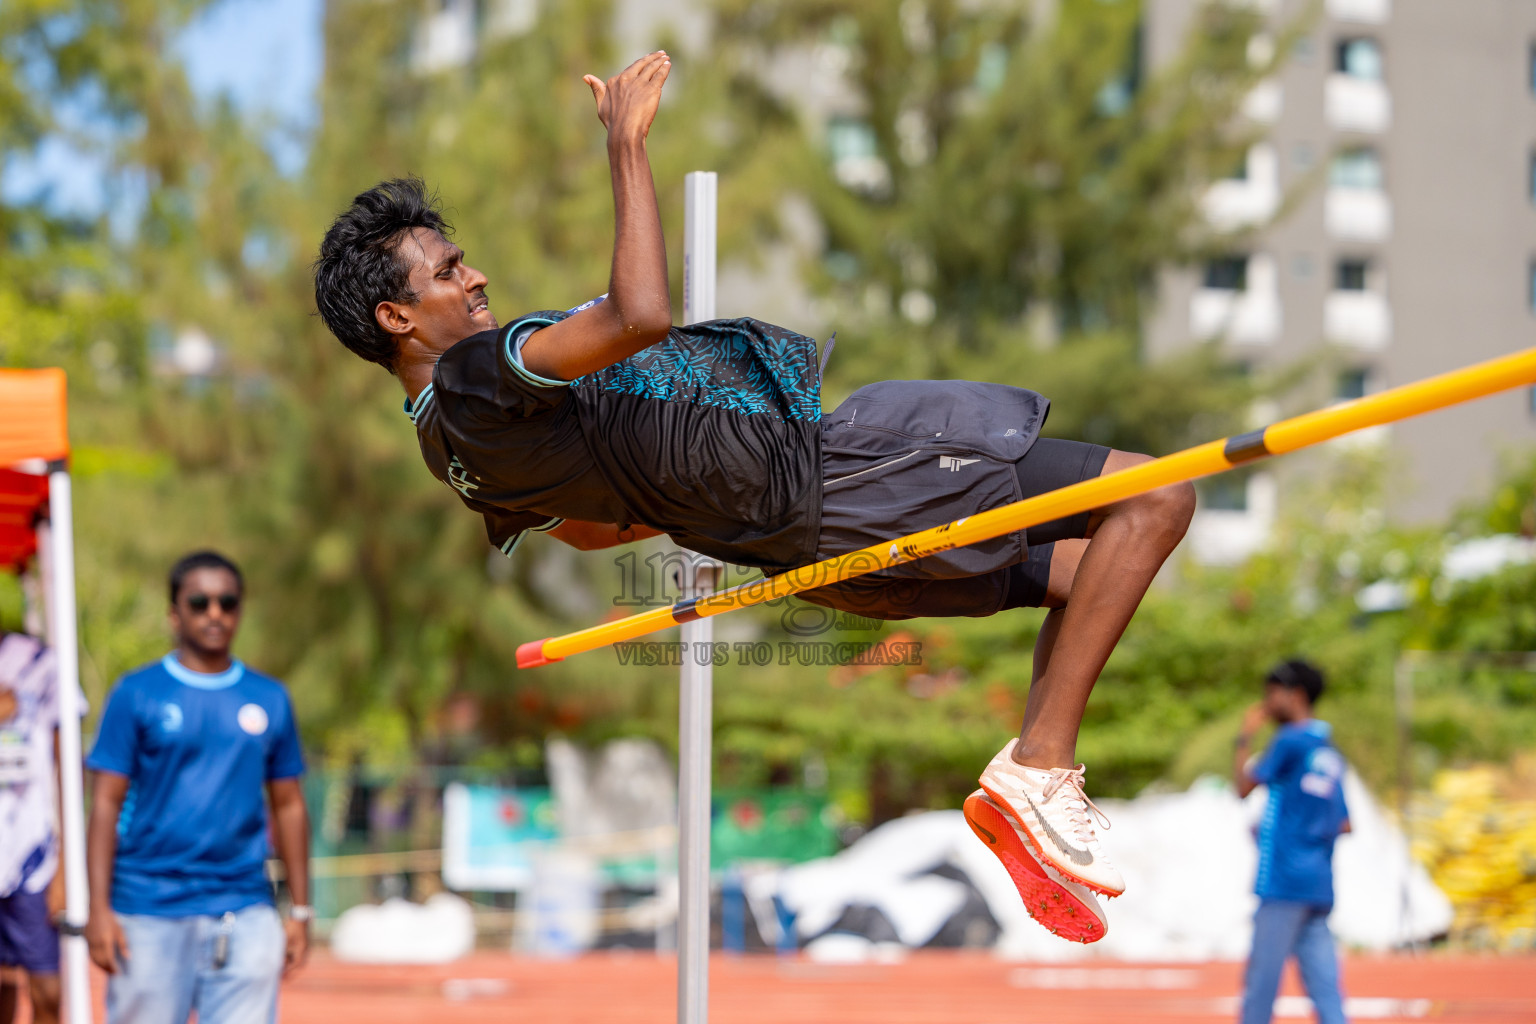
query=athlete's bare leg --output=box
[0,968,17,1024]
[27,973,61,1024]
[1014,450,1194,769]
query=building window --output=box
[1201,471,1249,512]
[1530,42,1536,96]
[1529,386,1536,417]
[826,118,890,193]
[1096,77,1134,117]
[1337,368,1369,401]
[1530,149,1536,205]
[1335,38,1383,80]
[827,118,878,164]
[1203,256,1249,291]
[1331,148,1384,190]
[1530,260,1536,313]
[975,43,1008,95]
[1336,258,1369,291]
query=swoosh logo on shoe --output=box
[1021,792,1095,867]
[970,817,998,845]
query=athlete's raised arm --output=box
[520,52,673,381]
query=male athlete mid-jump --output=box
[313,52,1194,942]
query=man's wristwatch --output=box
[287,904,315,923]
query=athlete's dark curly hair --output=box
[313,177,449,373]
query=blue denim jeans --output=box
[1239,899,1348,1024]
[107,904,284,1024]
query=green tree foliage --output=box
[0,0,660,769]
[0,1,143,376]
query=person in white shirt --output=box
[0,630,82,1024]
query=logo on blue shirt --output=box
[1300,747,1344,799]
[237,703,269,736]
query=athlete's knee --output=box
[1133,481,1195,548]
[1108,451,1194,544]
[1150,479,1197,539]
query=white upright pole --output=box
[677,170,718,1024]
[683,171,717,330]
[43,468,93,1024]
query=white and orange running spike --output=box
[963,789,1107,944]
[979,739,1124,898]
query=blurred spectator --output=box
[0,630,78,1024]
[84,551,311,1024]
[1233,659,1353,1024]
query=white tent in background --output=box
[1,368,92,1024]
[761,773,1450,963]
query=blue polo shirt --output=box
[86,654,305,917]
[1251,719,1350,907]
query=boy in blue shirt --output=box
[84,552,312,1024]
[1234,660,1353,1024]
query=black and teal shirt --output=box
[407,309,824,572]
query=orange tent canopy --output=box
[0,368,69,465]
[0,368,68,570]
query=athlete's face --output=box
[385,227,498,352]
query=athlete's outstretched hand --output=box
[584,51,670,145]
[524,53,672,382]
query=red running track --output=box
[41,951,1535,1024]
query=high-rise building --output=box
[1144,0,1536,561]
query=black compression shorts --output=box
[1001,438,1112,609]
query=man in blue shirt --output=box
[1233,659,1352,1024]
[84,552,312,1024]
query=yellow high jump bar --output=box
[517,346,1536,668]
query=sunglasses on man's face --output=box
[186,593,241,615]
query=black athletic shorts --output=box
[800,386,1110,621]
